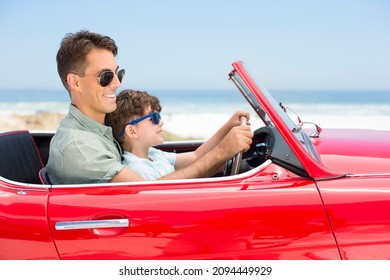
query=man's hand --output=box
[227,110,251,128]
[216,125,253,160]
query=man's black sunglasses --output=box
[70,69,126,87]
[98,69,125,87]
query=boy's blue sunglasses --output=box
[120,112,161,137]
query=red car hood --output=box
[311,129,390,175]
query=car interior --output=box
[0,130,45,184]
[0,131,209,185]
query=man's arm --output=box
[110,166,145,182]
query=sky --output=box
[0,0,389,91]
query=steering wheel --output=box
[230,116,248,176]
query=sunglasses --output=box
[72,69,125,87]
[120,112,161,137]
[98,69,125,87]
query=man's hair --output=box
[56,30,118,91]
[105,89,162,145]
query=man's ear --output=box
[66,73,80,90]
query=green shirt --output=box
[46,104,124,184]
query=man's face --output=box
[77,48,121,123]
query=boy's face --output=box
[77,48,121,122]
[133,106,164,147]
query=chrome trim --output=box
[0,176,51,191]
[48,159,273,189]
[55,218,129,230]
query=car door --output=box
[0,183,59,259]
[47,164,339,260]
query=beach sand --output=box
[0,112,202,141]
[0,112,66,132]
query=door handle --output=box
[55,218,129,230]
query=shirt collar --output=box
[68,104,113,138]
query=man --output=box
[46,30,253,184]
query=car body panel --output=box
[0,182,59,259]
[47,163,338,260]
[317,177,390,259]
[312,129,390,160]
[311,128,390,174]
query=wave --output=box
[0,102,69,116]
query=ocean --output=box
[1,89,389,138]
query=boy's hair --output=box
[105,89,162,145]
[56,30,118,92]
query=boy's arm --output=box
[111,116,253,182]
[162,125,253,179]
[111,125,252,182]
[175,111,250,170]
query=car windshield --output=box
[229,63,320,163]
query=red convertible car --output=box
[1,61,389,260]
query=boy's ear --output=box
[124,125,138,138]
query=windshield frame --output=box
[229,61,344,179]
